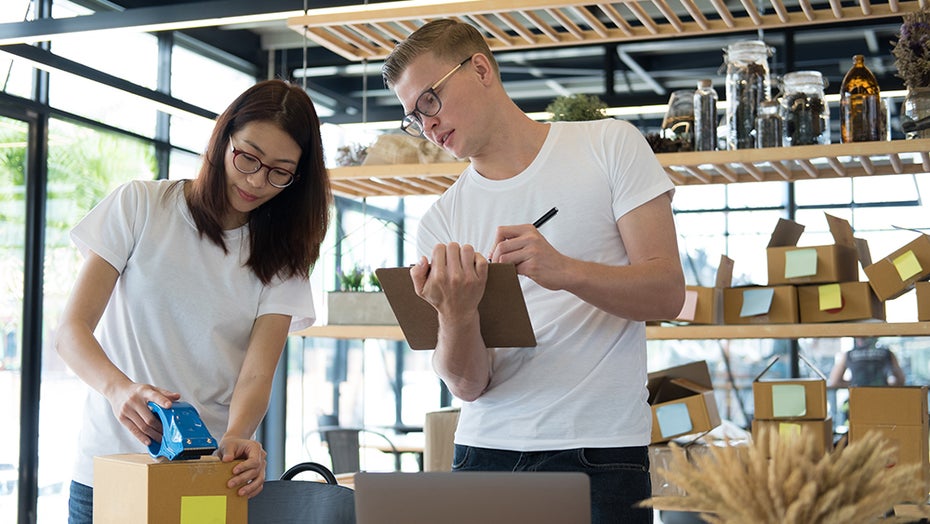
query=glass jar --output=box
[661,89,695,148]
[693,79,718,151]
[755,100,782,148]
[724,40,772,150]
[780,71,830,146]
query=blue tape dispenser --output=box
[147,401,218,460]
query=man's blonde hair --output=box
[382,19,499,88]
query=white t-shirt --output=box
[417,119,673,451]
[69,179,315,486]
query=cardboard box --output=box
[864,233,930,301]
[672,256,733,325]
[848,386,929,502]
[751,418,833,456]
[723,285,798,324]
[94,454,246,524]
[916,281,930,321]
[752,355,828,421]
[647,361,722,444]
[797,281,884,323]
[766,214,862,286]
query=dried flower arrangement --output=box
[641,428,927,523]
[892,7,930,90]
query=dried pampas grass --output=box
[641,428,927,523]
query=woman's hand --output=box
[105,382,181,446]
[218,436,268,498]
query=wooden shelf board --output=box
[292,322,930,341]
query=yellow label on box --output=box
[785,249,818,278]
[818,283,842,311]
[181,495,227,524]
[779,422,802,438]
[893,250,922,281]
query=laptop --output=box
[354,471,591,524]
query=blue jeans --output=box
[68,481,93,524]
[453,444,652,524]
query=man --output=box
[382,19,684,523]
[828,337,906,387]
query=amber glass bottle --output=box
[840,55,884,142]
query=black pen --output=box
[533,207,559,229]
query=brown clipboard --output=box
[375,263,537,350]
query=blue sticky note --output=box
[656,403,693,438]
[784,248,818,278]
[740,288,775,317]
[771,384,807,417]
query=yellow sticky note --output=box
[180,495,226,524]
[779,422,802,439]
[893,250,922,281]
[785,248,818,279]
[818,283,842,311]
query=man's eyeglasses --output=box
[230,143,297,188]
[400,56,472,137]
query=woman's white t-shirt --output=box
[69,179,315,486]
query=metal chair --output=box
[306,427,401,474]
[248,461,355,524]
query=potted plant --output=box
[892,7,930,139]
[545,93,608,121]
[326,265,396,325]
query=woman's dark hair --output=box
[187,79,331,285]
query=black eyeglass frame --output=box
[229,142,298,189]
[400,56,473,137]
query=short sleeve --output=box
[70,180,149,273]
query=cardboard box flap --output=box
[648,360,714,391]
[855,237,873,268]
[826,213,857,249]
[767,218,805,248]
[714,255,735,289]
[753,353,827,382]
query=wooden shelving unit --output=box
[290,322,930,341]
[287,0,925,62]
[328,139,930,197]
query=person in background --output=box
[828,336,906,388]
[382,19,684,523]
[55,79,331,524]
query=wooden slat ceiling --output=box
[328,139,930,197]
[287,0,926,62]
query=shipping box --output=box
[94,454,246,524]
[751,418,833,456]
[766,214,861,286]
[918,281,930,322]
[752,355,828,421]
[797,281,884,323]
[647,360,722,444]
[673,256,733,325]
[848,386,930,502]
[723,285,798,324]
[864,232,930,301]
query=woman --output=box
[56,79,331,523]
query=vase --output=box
[902,87,930,140]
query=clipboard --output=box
[375,263,537,350]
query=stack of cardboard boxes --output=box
[750,356,833,456]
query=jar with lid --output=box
[660,89,695,148]
[780,71,830,146]
[840,54,884,142]
[724,40,772,150]
[755,100,782,148]
[693,79,718,151]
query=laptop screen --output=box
[354,471,591,524]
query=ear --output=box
[469,53,496,86]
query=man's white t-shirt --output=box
[416,119,674,451]
[69,179,315,486]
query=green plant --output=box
[546,93,608,122]
[337,265,366,291]
[368,271,382,291]
[892,7,930,89]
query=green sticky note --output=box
[784,248,818,279]
[180,495,226,524]
[818,283,842,311]
[893,250,922,281]
[771,384,807,417]
[656,403,693,438]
